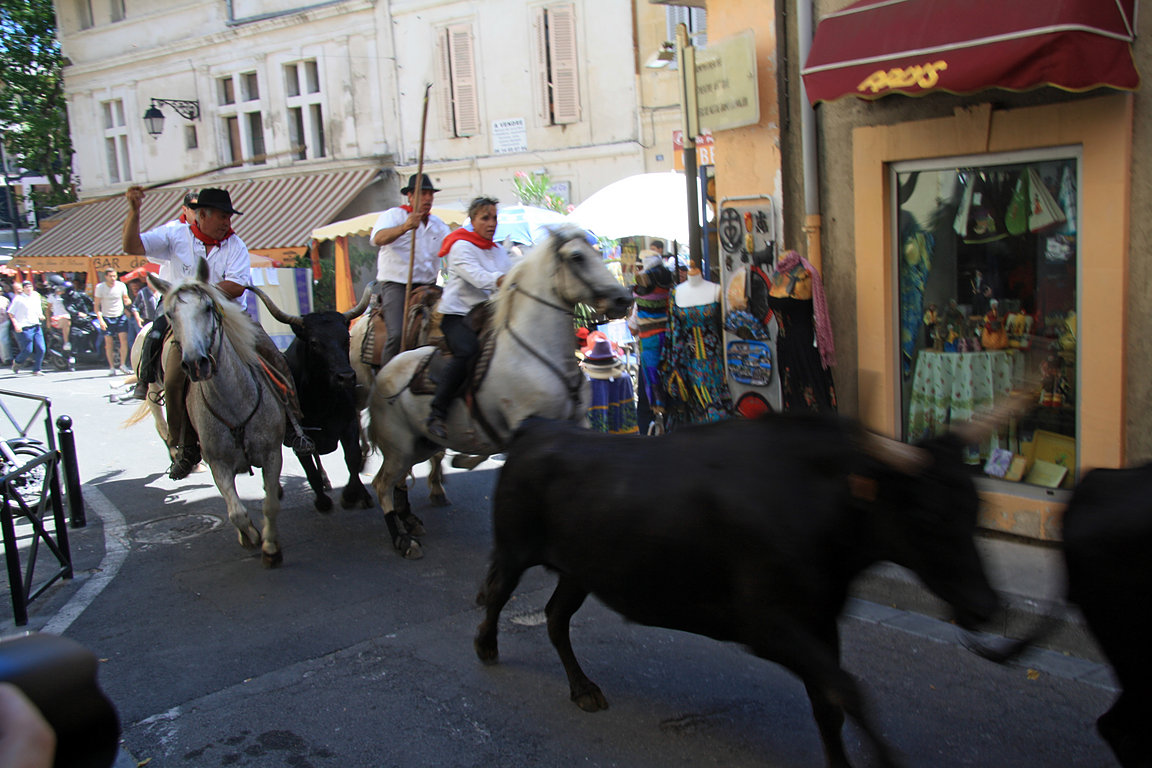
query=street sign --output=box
[695,29,759,133]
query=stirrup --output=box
[286,432,315,454]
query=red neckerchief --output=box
[178,213,187,223]
[190,222,234,248]
[437,228,495,258]
[400,204,413,213]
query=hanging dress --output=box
[761,253,838,414]
[660,300,733,427]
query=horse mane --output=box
[169,282,262,369]
[490,225,585,329]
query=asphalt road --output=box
[0,365,1120,767]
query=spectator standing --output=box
[129,278,158,326]
[94,268,132,375]
[8,281,45,375]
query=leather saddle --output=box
[360,285,443,369]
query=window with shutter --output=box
[548,5,579,124]
[437,24,481,138]
[534,4,581,126]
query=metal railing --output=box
[0,389,81,626]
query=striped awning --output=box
[12,167,382,268]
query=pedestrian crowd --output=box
[1,271,157,377]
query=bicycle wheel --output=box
[2,445,48,509]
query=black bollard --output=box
[56,415,86,528]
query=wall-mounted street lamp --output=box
[142,98,201,138]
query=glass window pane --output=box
[305,60,320,93]
[105,137,119,183]
[219,77,235,106]
[113,100,124,127]
[102,102,113,130]
[897,158,1079,489]
[285,64,300,98]
[118,135,131,181]
[247,111,265,160]
[226,116,241,164]
[310,104,326,158]
[288,107,304,158]
[242,72,259,101]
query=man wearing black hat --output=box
[368,173,451,364]
[123,185,314,479]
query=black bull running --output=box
[475,412,1005,768]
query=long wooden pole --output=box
[57,145,305,210]
[400,83,433,347]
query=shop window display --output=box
[895,156,1078,488]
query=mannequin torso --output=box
[675,271,721,308]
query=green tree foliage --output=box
[512,171,572,213]
[0,0,75,208]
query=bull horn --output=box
[246,284,303,329]
[343,283,374,321]
[861,432,931,474]
[950,389,1038,447]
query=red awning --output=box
[801,0,1139,105]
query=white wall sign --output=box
[492,117,528,154]
[695,29,760,133]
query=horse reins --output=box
[501,241,601,418]
[179,289,265,469]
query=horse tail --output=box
[122,401,153,429]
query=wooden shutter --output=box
[448,24,480,137]
[547,5,580,124]
[436,29,454,135]
[532,8,550,121]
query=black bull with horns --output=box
[474,397,1032,768]
[245,284,380,517]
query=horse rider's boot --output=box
[425,407,448,441]
[168,443,201,481]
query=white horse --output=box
[368,226,632,559]
[148,261,287,567]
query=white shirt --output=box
[139,221,251,303]
[48,294,68,318]
[438,240,511,316]
[95,280,130,318]
[9,291,43,329]
[369,207,450,285]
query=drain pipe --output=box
[797,0,822,273]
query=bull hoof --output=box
[394,535,424,560]
[571,683,609,712]
[314,495,334,514]
[400,513,426,536]
[474,635,499,665]
[238,530,261,550]
[262,549,284,568]
[341,490,373,510]
[428,493,449,507]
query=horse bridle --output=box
[174,286,265,464]
[502,236,601,415]
[170,286,225,379]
